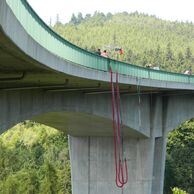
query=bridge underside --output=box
[32,112,145,137]
[0,28,185,97]
[0,29,106,91]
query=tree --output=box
[166,43,174,61]
[85,14,91,21]
[177,51,184,65]
[77,12,83,24]
[40,161,58,194]
[106,12,113,20]
[185,46,192,60]
[164,154,177,194]
[154,45,162,66]
[0,122,71,194]
[70,13,78,25]
[172,187,188,194]
[165,121,194,193]
[56,14,61,24]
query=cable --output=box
[136,78,142,129]
[116,70,128,186]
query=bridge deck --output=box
[0,0,194,94]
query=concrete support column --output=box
[151,136,167,194]
[69,135,158,194]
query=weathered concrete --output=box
[151,136,167,194]
[69,136,166,194]
[1,89,194,194]
[0,90,154,137]
[68,94,194,194]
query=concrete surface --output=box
[69,135,166,194]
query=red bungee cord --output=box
[110,67,122,188]
[109,66,128,188]
[115,70,128,186]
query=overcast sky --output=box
[27,0,194,25]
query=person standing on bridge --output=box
[119,47,124,61]
[96,48,101,55]
[101,50,109,58]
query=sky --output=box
[27,0,194,25]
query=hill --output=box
[53,12,194,73]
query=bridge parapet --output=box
[2,0,194,85]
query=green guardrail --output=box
[5,0,194,84]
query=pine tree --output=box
[166,43,174,61]
[77,12,83,24]
[185,46,192,60]
[70,14,78,25]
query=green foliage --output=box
[53,12,194,73]
[0,121,71,194]
[164,120,194,194]
[172,187,188,194]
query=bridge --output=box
[1,0,194,193]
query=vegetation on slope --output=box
[164,120,194,194]
[0,120,193,193]
[53,12,194,73]
[0,122,71,194]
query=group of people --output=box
[96,49,193,75]
[96,48,124,60]
[96,49,108,57]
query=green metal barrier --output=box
[6,0,194,84]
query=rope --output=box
[110,68,122,188]
[109,66,128,188]
[116,70,128,186]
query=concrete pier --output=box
[69,135,166,194]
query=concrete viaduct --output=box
[1,0,194,193]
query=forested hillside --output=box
[53,12,194,73]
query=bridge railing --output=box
[6,0,194,84]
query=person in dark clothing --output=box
[96,48,101,55]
